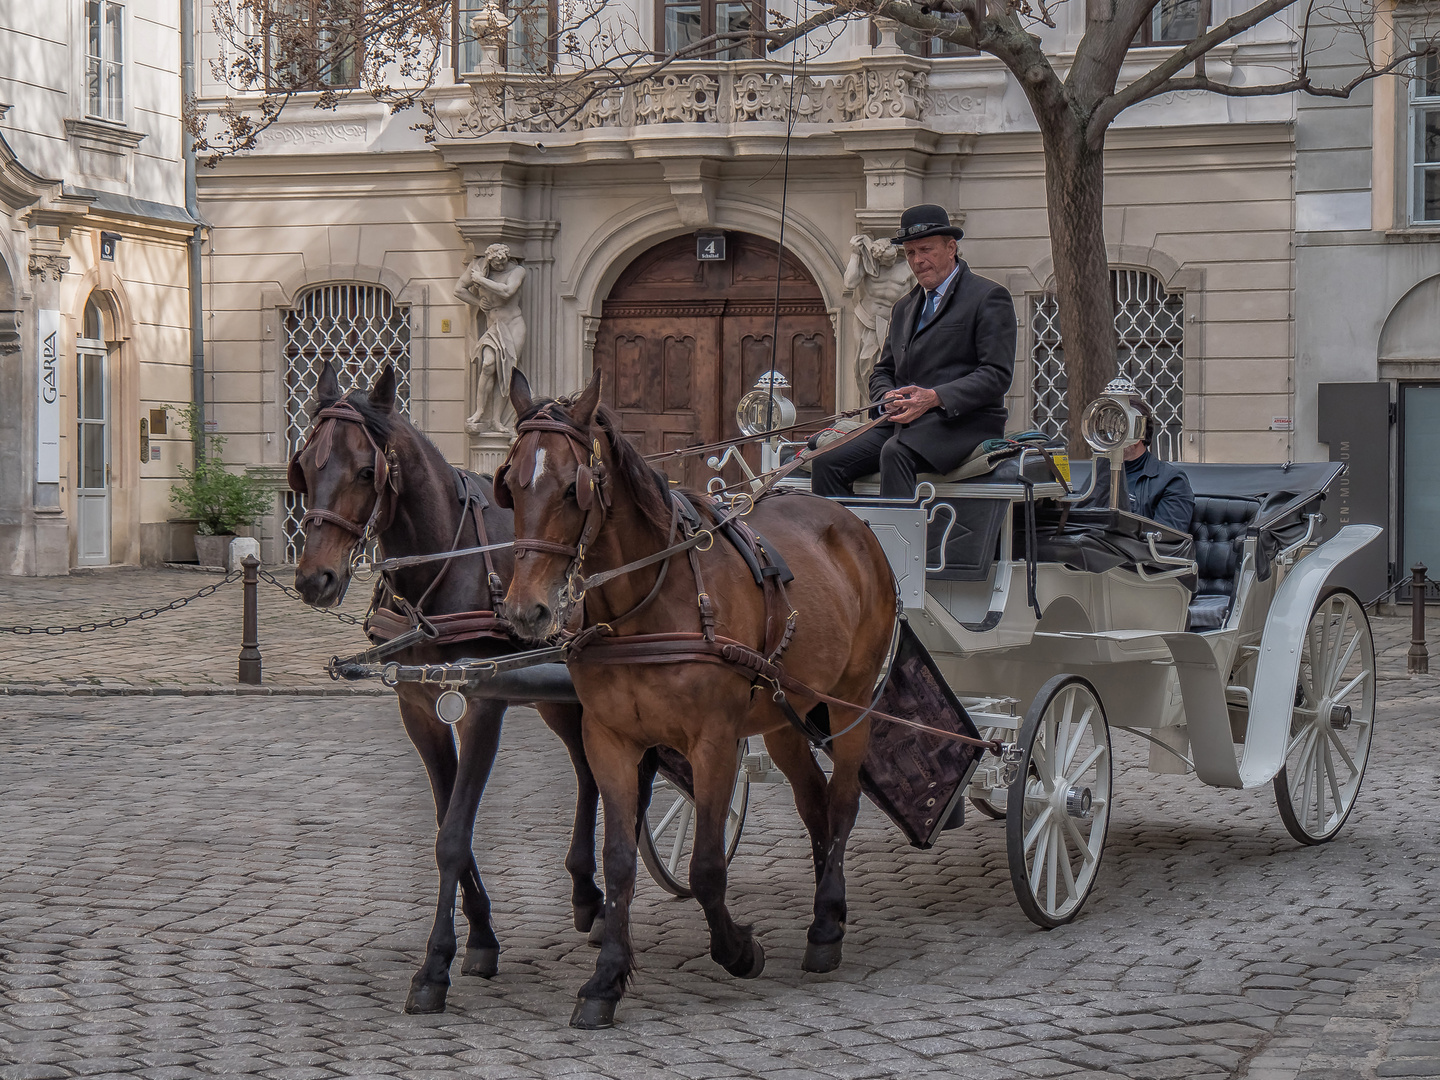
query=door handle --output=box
[106,464,111,486]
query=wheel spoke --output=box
[1312,734,1327,832]
[1332,669,1370,704]
[1297,731,1319,824]
[1056,824,1080,899]
[1029,822,1051,894]
[1322,736,1344,816]
[1286,721,1317,761]
[1046,825,1060,912]
[667,799,693,872]
[1065,743,1106,788]
[1322,720,1359,776]
[1063,812,1098,867]
[1329,631,1362,692]
[1024,804,1054,854]
[1063,706,1091,772]
[651,795,686,838]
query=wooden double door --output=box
[593,233,835,488]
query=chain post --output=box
[238,555,262,684]
[1409,563,1429,676]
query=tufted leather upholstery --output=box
[1186,496,1260,630]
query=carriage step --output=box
[742,750,786,785]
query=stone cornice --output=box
[0,128,59,212]
[64,116,148,153]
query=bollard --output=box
[238,554,262,685]
[1408,562,1428,676]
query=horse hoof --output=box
[570,997,616,1029]
[404,982,449,1014]
[461,947,498,978]
[802,940,843,973]
[574,904,601,934]
[724,938,766,980]
[587,916,606,948]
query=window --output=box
[265,0,362,91]
[282,284,411,563]
[1031,269,1185,459]
[454,0,555,73]
[658,0,758,60]
[85,0,124,121]
[872,19,977,58]
[1134,0,1200,47]
[1411,46,1440,225]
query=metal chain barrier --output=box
[0,571,243,635]
[256,568,364,625]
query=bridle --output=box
[493,404,611,604]
[286,399,401,564]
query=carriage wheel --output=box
[1006,676,1112,929]
[1273,588,1375,845]
[638,740,750,898]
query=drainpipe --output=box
[180,0,205,455]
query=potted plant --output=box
[166,403,271,567]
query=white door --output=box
[75,348,109,565]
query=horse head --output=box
[289,361,402,607]
[492,369,607,641]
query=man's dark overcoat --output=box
[868,260,1016,473]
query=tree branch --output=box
[765,5,850,51]
[1091,0,1299,131]
[1132,41,1439,102]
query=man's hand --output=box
[883,385,941,424]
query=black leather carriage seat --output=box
[1186,496,1260,631]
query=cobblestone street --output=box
[3,570,1440,1078]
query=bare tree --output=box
[197,0,1438,450]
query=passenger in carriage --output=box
[1091,398,1196,533]
[810,204,1016,499]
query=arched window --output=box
[1030,268,1185,459]
[282,283,412,563]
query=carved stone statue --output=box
[457,243,527,433]
[844,234,914,398]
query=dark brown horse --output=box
[290,361,613,1015]
[497,371,897,1029]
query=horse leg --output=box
[802,722,870,974]
[401,694,505,1014]
[571,726,644,1030]
[762,727,833,886]
[537,703,606,941]
[687,738,766,982]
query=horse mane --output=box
[516,395,673,535]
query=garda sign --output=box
[36,309,61,484]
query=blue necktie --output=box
[917,290,939,331]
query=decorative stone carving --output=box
[28,254,68,280]
[456,243,528,434]
[844,234,913,396]
[459,58,934,136]
[0,309,20,355]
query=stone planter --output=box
[194,533,235,568]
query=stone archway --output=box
[593,233,835,487]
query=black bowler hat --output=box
[890,203,964,244]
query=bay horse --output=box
[290,361,620,1015]
[496,371,897,1029]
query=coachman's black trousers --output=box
[809,426,937,500]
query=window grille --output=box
[1031,269,1185,460]
[282,284,412,564]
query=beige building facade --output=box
[193,6,1301,564]
[2,0,199,575]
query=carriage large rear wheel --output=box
[1273,588,1375,845]
[1006,675,1112,929]
[638,740,750,897]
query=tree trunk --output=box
[1037,114,1117,457]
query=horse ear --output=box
[508,368,534,418]
[369,364,397,412]
[573,369,603,430]
[316,360,341,409]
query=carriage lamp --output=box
[736,371,797,471]
[1080,377,1147,509]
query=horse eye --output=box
[564,482,577,502]
[359,467,375,483]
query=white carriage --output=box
[656,376,1380,928]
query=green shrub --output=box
[166,403,271,536]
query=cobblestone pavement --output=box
[0,568,378,693]
[2,670,1439,1079]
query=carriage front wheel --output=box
[1273,587,1376,845]
[1006,675,1113,929]
[638,740,750,897]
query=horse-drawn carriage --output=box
[294,364,1377,1025]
